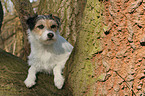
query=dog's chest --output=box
[30,47,64,71]
[40,50,59,64]
[37,49,59,65]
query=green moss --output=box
[66,0,104,96]
[68,58,95,96]
[96,73,107,82]
[78,0,104,59]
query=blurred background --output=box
[0,0,40,60]
[1,0,24,59]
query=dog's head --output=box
[26,14,60,45]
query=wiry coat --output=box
[27,29,72,73]
[24,14,73,89]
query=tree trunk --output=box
[64,0,104,95]
[10,0,34,31]
[0,1,3,32]
[11,0,35,60]
[0,1,4,49]
[65,0,145,96]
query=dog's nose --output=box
[47,33,54,39]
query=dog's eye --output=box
[51,25,56,29]
[37,25,44,29]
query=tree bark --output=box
[0,1,3,32]
[0,1,4,49]
[10,0,34,31]
[64,0,104,95]
[65,0,145,96]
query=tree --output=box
[0,0,145,96]
[0,1,3,31]
[0,0,4,48]
[65,0,144,95]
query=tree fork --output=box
[0,49,71,96]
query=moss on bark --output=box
[65,0,104,95]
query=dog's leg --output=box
[53,62,65,89]
[24,66,37,88]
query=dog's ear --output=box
[49,14,61,28]
[26,14,38,30]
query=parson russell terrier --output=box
[24,14,73,89]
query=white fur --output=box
[24,29,73,89]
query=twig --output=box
[111,69,136,96]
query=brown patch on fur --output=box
[32,19,58,35]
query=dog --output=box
[24,14,73,89]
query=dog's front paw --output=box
[54,76,64,89]
[24,78,36,88]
